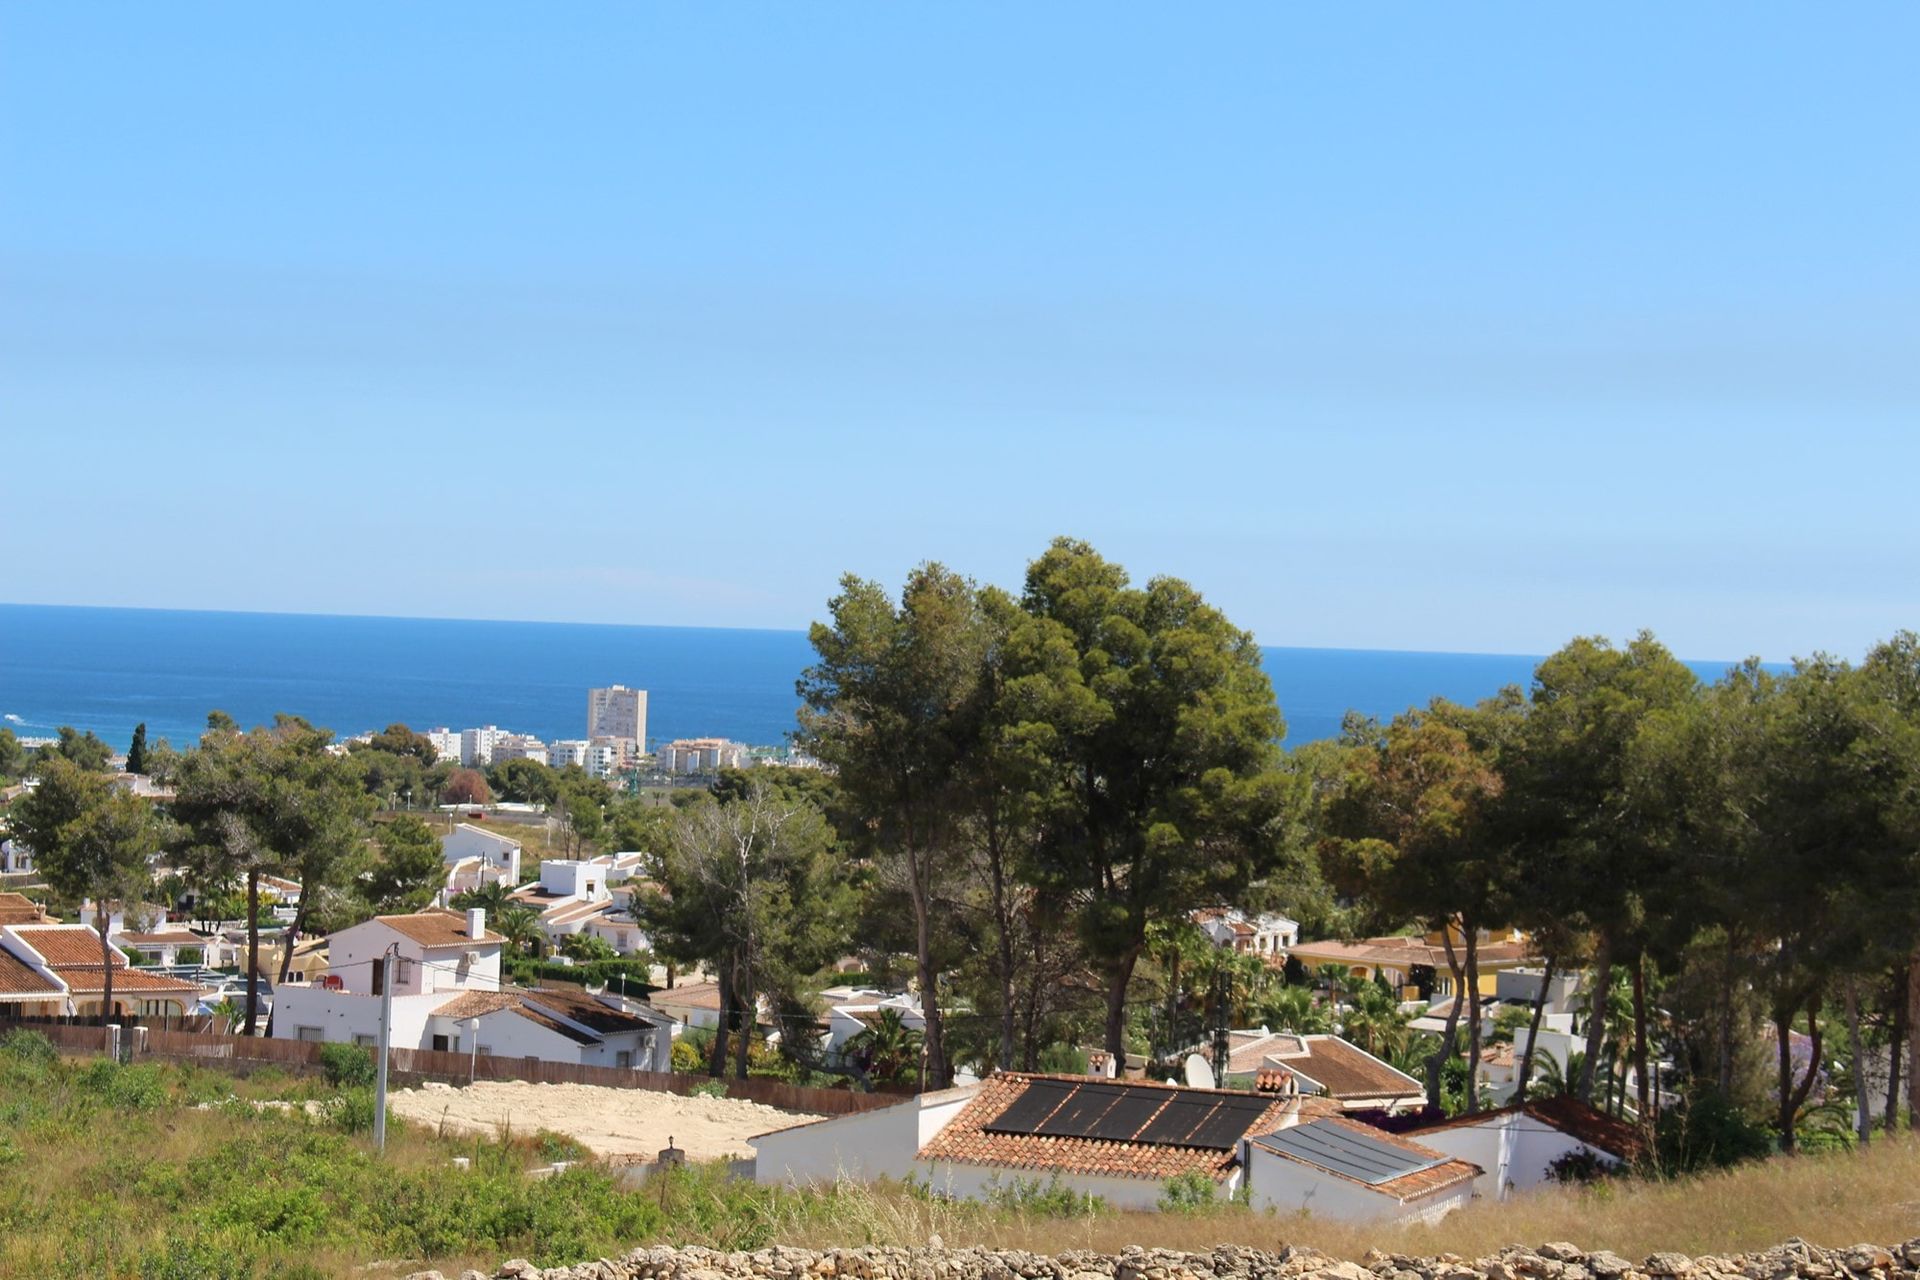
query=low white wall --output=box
[914,1161,1181,1213]
[273,987,439,1046]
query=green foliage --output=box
[317,1043,376,1089]
[671,1036,706,1073]
[0,726,27,781]
[1035,1042,1088,1075]
[982,1173,1103,1217]
[1654,1087,1777,1174]
[688,1079,728,1098]
[36,724,115,772]
[361,815,447,913]
[126,722,149,775]
[1157,1169,1221,1213]
[0,1029,58,1068]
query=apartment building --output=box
[587,685,647,753]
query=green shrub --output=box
[983,1173,1103,1217]
[1158,1168,1220,1213]
[0,1028,57,1068]
[688,1079,728,1099]
[318,1042,376,1089]
[332,1086,388,1134]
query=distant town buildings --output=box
[425,727,461,764]
[587,685,647,754]
[656,737,747,775]
[459,725,504,768]
[491,733,549,766]
[548,739,590,771]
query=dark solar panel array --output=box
[984,1078,1077,1134]
[984,1079,1273,1151]
[1254,1119,1445,1185]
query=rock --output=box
[1541,1251,1586,1266]
[1646,1257,1693,1277]
[497,1265,538,1280]
[1849,1253,1895,1275]
[461,1272,488,1280]
[403,1272,448,1280]
[1590,1256,1634,1280]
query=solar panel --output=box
[1254,1120,1445,1185]
[1186,1094,1273,1148]
[1034,1084,1125,1137]
[1137,1094,1224,1147]
[1085,1089,1169,1141]
[983,1078,1077,1134]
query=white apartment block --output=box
[586,736,632,779]
[655,737,748,775]
[587,685,647,752]
[548,739,591,771]
[491,734,549,766]
[459,726,504,768]
[425,728,461,765]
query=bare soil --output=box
[387,1079,813,1163]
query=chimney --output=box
[466,907,486,940]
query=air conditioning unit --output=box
[464,950,481,966]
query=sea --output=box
[0,603,1746,754]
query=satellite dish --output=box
[1182,1053,1215,1090]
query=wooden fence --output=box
[4,1018,901,1116]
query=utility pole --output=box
[374,942,396,1153]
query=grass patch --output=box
[4,1029,1918,1278]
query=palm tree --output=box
[1530,1049,1588,1100]
[1262,984,1334,1034]
[494,904,544,959]
[1340,985,1413,1059]
[845,1007,924,1087]
[450,881,513,913]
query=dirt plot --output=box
[387,1079,814,1162]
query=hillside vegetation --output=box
[2,1033,1917,1280]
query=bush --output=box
[671,1037,706,1073]
[318,1042,376,1089]
[688,1079,728,1099]
[332,1086,389,1134]
[0,1028,58,1067]
[1158,1169,1220,1213]
[1655,1087,1776,1173]
[984,1173,1104,1217]
[1036,1042,1088,1075]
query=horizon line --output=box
[0,598,1777,670]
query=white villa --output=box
[270,907,665,1068]
[1192,906,1299,960]
[0,922,202,1018]
[437,824,523,904]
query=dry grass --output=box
[758,1136,1920,1261]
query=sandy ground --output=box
[387,1080,814,1163]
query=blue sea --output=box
[0,604,1745,754]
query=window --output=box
[295,1026,324,1043]
[353,1034,375,1048]
[616,1050,632,1069]
[431,1034,449,1052]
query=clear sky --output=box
[3,6,1914,661]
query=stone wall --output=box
[404,1237,1920,1280]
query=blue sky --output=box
[3,6,1915,661]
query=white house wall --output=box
[753,1091,975,1188]
[914,1161,1203,1213]
[1412,1115,1614,1198]
[274,987,441,1047]
[1245,1147,1472,1223]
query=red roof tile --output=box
[8,925,127,967]
[0,949,62,998]
[917,1072,1327,1183]
[376,909,502,948]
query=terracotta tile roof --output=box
[0,948,63,998]
[653,980,722,1011]
[916,1072,1320,1183]
[1249,1116,1480,1201]
[53,967,201,995]
[1272,1035,1425,1101]
[8,925,128,967]
[1523,1095,1646,1161]
[542,899,613,927]
[0,893,50,926]
[1403,1096,1646,1163]
[120,929,206,946]
[434,986,651,1046]
[376,909,502,948]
